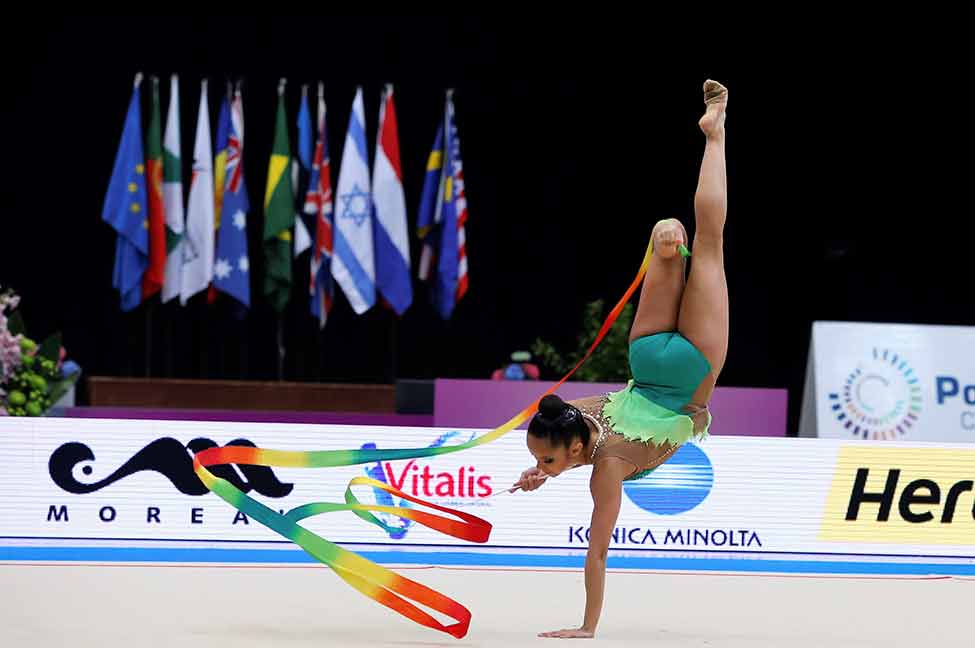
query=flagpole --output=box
[442,313,452,378]
[163,299,176,377]
[144,299,154,377]
[388,308,399,383]
[276,313,285,380]
[275,77,291,381]
[197,295,206,378]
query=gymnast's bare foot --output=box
[699,79,727,138]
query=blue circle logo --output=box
[829,347,922,440]
[622,444,713,515]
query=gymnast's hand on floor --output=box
[539,626,595,639]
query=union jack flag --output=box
[305,84,335,328]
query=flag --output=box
[208,88,232,304]
[213,89,231,231]
[161,75,185,304]
[417,91,469,319]
[305,83,335,329]
[297,87,314,169]
[332,86,375,315]
[179,79,215,304]
[293,86,314,257]
[142,77,166,299]
[263,82,295,313]
[447,95,470,306]
[101,74,149,312]
[213,86,251,308]
[372,84,412,315]
[416,124,445,282]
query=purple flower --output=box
[0,332,23,383]
[0,287,25,383]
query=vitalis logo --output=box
[362,431,491,540]
[49,437,293,497]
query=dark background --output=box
[1,16,970,433]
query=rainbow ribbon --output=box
[194,236,663,638]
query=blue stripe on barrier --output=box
[2,546,974,575]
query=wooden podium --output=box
[86,377,397,413]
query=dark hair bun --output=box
[538,394,568,419]
[528,393,586,449]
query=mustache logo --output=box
[49,437,294,497]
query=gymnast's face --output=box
[526,434,586,477]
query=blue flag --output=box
[293,88,316,257]
[297,90,313,171]
[332,87,376,315]
[416,126,445,281]
[101,78,149,312]
[214,92,231,222]
[417,92,468,319]
[213,89,251,308]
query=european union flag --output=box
[101,77,149,312]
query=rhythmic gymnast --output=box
[516,80,730,639]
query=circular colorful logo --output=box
[622,444,713,515]
[829,347,922,439]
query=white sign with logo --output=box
[1,417,973,561]
[800,321,975,442]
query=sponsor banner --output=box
[820,446,975,545]
[800,321,975,442]
[1,418,971,559]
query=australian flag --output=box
[213,88,250,308]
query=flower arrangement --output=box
[0,286,80,416]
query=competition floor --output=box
[2,560,971,647]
